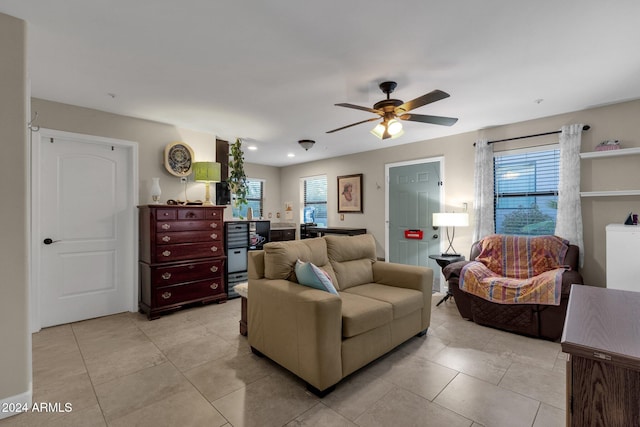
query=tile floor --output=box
[0,293,567,427]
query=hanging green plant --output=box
[228,138,248,214]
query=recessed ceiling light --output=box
[287,153,295,158]
[247,145,258,151]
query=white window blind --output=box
[303,175,327,226]
[494,146,560,235]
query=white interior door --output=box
[36,131,136,328]
[386,159,443,288]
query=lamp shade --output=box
[193,162,221,182]
[432,212,469,227]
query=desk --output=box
[561,285,640,426]
[429,254,465,306]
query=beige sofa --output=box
[247,234,433,396]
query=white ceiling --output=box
[3,1,640,166]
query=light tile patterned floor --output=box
[0,294,566,427]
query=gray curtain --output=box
[555,124,584,266]
[473,139,494,242]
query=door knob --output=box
[43,238,60,245]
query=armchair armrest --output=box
[247,278,343,391]
[442,260,472,282]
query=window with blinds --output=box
[494,146,559,235]
[232,179,264,218]
[303,175,327,227]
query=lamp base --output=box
[202,182,214,206]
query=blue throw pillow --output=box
[294,260,339,295]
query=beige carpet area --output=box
[0,293,566,427]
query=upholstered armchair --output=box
[443,234,583,341]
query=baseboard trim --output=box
[0,385,32,420]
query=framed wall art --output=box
[164,142,194,177]
[337,173,363,213]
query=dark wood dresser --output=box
[561,285,640,426]
[138,205,226,319]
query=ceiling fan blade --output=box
[400,113,458,126]
[395,90,450,114]
[335,103,382,115]
[326,116,380,133]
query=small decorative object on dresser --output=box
[138,205,226,319]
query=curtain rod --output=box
[486,124,590,145]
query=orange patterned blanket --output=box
[459,235,570,305]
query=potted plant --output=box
[228,138,248,216]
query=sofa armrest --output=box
[373,262,433,292]
[247,278,343,391]
[372,262,433,330]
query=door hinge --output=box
[50,137,54,143]
[438,181,443,186]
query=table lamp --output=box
[193,162,221,206]
[432,212,469,256]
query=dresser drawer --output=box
[152,259,224,285]
[204,208,222,220]
[155,209,177,220]
[155,241,224,262]
[156,230,222,244]
[156,220,222,232]
[178,209,204,220]
[155,278,225,307]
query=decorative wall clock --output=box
[164,142,194,176]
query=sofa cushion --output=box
[263,238,338,285]
[295,260,339,295]
[339,292,392,338]
[326,234,376,290]
[343,283,424,319]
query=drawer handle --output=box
[163,212,170,216]
[186,211,196,218]
[211,246,218,252]
[161,224,171,230]
[162,250,171,257]
[162,236,171,242]
[210,283,219,290]
[161,291,172,299]
[210,233,218,239]
[161,272,171,280]
[210,266,218,273]
[210,223,218,229]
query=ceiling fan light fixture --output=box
[298,139,315,150]
[370,122,386,139]
[387,119,403,136]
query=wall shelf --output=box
[580,146,640,197]
[579,146,640,159]
[580,190,640,197]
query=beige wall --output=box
[30,99,235,214]
[0,13,30,404]
[279,100,640,286]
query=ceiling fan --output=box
[327,81,458,140]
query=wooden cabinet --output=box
[561,285,640,426]
[139,205,226,319]
[270,228,296,241]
